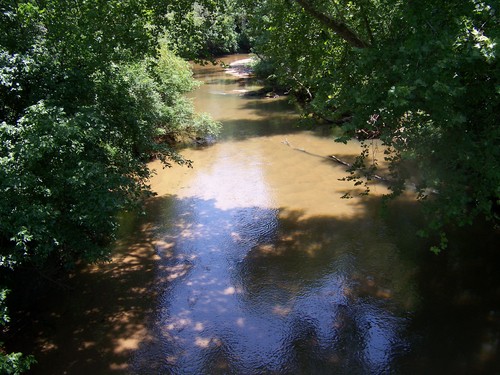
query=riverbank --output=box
[6,54,500,375]
[224,57,254,78]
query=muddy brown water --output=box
[11,55,500,374]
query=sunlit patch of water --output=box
[126,56,418,374]
[11,55,500,375]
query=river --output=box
[14,55,500,374]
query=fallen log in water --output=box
[282,139,437,195]
[328,155,389,182]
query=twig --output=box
[328,155,389,182]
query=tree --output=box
[244,0,499,251]
[294,0,371,48]
[0,0,219,369]
[161,0,243,58]
[1,0,220,268]
[0,288,35,374]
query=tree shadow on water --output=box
[7,207,164,374]
[137,194,500,375]
[8,194,500,374]
[217,116,304,141]
[129,195,421,374]
[379,198,500,375]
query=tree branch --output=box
[295,0,370,48]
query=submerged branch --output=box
[281,138,387,181]
[328,155,388,182]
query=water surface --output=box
[130,55,500,374]
[16,55,500,374]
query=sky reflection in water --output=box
[129,55,500,374]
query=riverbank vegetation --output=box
[0,1,224,371]
[242,0,498,252]
[0,0,498,372]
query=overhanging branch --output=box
[295,0,370,48]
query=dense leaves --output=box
[0,0,220,370]
[161,0,243,58]
[0,1,219,270]
[348,0,499,249]
[245,0,499,251]
[0,288,36,374]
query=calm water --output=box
[16,55,500,374]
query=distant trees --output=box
[244,0,499,252]
[159,0,249,59]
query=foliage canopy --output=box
[0,0,498,371]
[0,0,220,370]
[244,0,499,251]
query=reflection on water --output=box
[127,55,417,374]
[130,196,411,374]
[131,55,500,374]
[13,55,500,374]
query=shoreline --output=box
[224,57,255,78]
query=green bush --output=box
[0,1,220,369]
